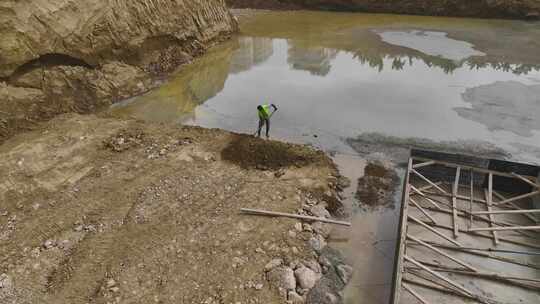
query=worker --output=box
[256,103,277,138]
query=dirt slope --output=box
[227,0,540,19]
[0,114,344,304]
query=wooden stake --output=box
[406,234,477,272]
[511,172,540,188]
[471,209,540,215]
[408,214,462,246]
[410,185,442,209]
[239,208,351,226]
[412,160,436,169]
[485,173,499,245]
[409,198,436,223]
[411,169,448,194]
[404,255,473,296]
[469,170,473,229]
[493,190,538,223]
[492,190,540,207]
[418,181,443,192]
[451,167,460,238]
[468,225,540,232]
[402,282,430,304]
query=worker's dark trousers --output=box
[258,118,270,137]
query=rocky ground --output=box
[0,113,352,304]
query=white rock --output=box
[267,266,296,290]
[294,222,303,232]
[265,258,283,271]
[254,283,263,290]
[42,239,56,249]
[294,266,321,290]
[106,279,117,288]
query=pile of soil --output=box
[356,160,399,208]
[221,134,330,170]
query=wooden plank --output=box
[411,168,448,194]
[404,255,473,296]
[409,198,436,223]
[492,190,540,207]
[511,172,540,188]
[408,214,462,246]
[239,208,351,226]
[410,185,442,209]
[493,190,539,223]
[391,158,413,304]
[407,235,477,272]
[418,181,442,192]
[412,160,436,169]
[469,170,473,229]
[452,167,460,237]
[471,209,540,215]
[411,157,537,179]
[468,225,540,232]
[416,220,540,250]
[402,282,430,304]
[485,173,499,245]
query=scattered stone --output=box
[255,247,265,254]
[304,260,322,274]
[110,286,120,293]
[308,234,326,253]
[294,222,303,232]
[312,222,331,238]
[324,292,339,304]
[302,223,313,232]
[267,266,296,290]
[309,205,330,218]
[42,239,56,249]
[0,273,12,290]
[265,258,283,271]
[254,283,263,290]
[291,247,299,254]
[288,291,305,304]
[294,266,321,290]
[288,230,297,238]
[336,264,353,284]
[106,279,117,288]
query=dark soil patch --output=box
[221,134,328,170]
[356,161,399,207]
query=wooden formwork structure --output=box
[391,150,540,304]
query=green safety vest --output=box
[258,104,271,119]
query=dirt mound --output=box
[356,161,399,208]
[221,134,328,170]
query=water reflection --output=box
[229,37,273,74]
[287,41,338,76]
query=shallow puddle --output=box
[109,11,540,303]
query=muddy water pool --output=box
[110,11,540,303]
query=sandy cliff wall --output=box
[0,0,237,143]
[228,0,540,19]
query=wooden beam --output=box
[471,209,540,215]
[392,158,413,304]
[409,198,436,223]
[493,190,539,223]
[511,172,540,188]
[418,181,443,192]
[468,225,540,232]
[452,167,460,238]
[485,173,498,245]
[410,157,537,179]
[408,214,462,246]
[402,282,430,304]
[413,160,436,169]
[492,190,540,207]
[411,169,448,194]
[413,239,540,270]
[404,255,473,296]
[410,185,442,209]
[469,170,473,229]
[406,234,477,272]
[239,208,351,226]
[415,220,540,250]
